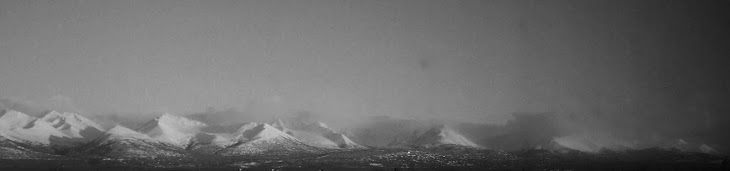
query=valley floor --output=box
[0,148,728,171]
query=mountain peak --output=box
[240,123,296,141]
[412,125,480,148]
[41,110,62,118]
[138,113,207,147]
[0,110,71,145]
[217,122,316,156]
[41,111,104,128]
[37,111,105,141]
[268,117,364,149]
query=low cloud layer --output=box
[0,95,82,116]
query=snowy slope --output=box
[325,132,362,148]
[271,119,294,135]
[549,136,601,152]
[137,113,207,148]
[0,110,36,128]
[271,118,364,149]
[217,123,317,156]
[185,124,245,153]
[186,132,238,154]
[77,125,188,158]
[548,135,637,153]
[699,144,721,155]
[411,125,480,148]
[40,111,105,142]
[0,110,70,145]
[236,123,296,141]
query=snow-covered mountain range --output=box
[0,110,372,159]
[1,109,723,159]
[1,110,104,148]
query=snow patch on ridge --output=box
[40,111,105,141]
[137,113,207,147]
[271,118,364,149]
[237,123,296,142]
[412,125,480,148]
[659,139,722,155]
[105,125,153,141]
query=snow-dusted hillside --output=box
[659,139,721,155]
[77,125,188,158]
[410,125,480,148]
[544,135,637,153]
[216,123,317,156]
[543,136,722,155]
[271,118,364,149]
[0,110,71,146]
[137,113,207,148]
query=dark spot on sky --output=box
[418,58,430,70]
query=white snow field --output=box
[137,113,207,147]
[0,110,70,145]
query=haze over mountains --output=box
[1,1,729,166]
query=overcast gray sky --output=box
[1,0,728,129]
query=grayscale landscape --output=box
[1,0,729,170]
[0,110,727,170]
